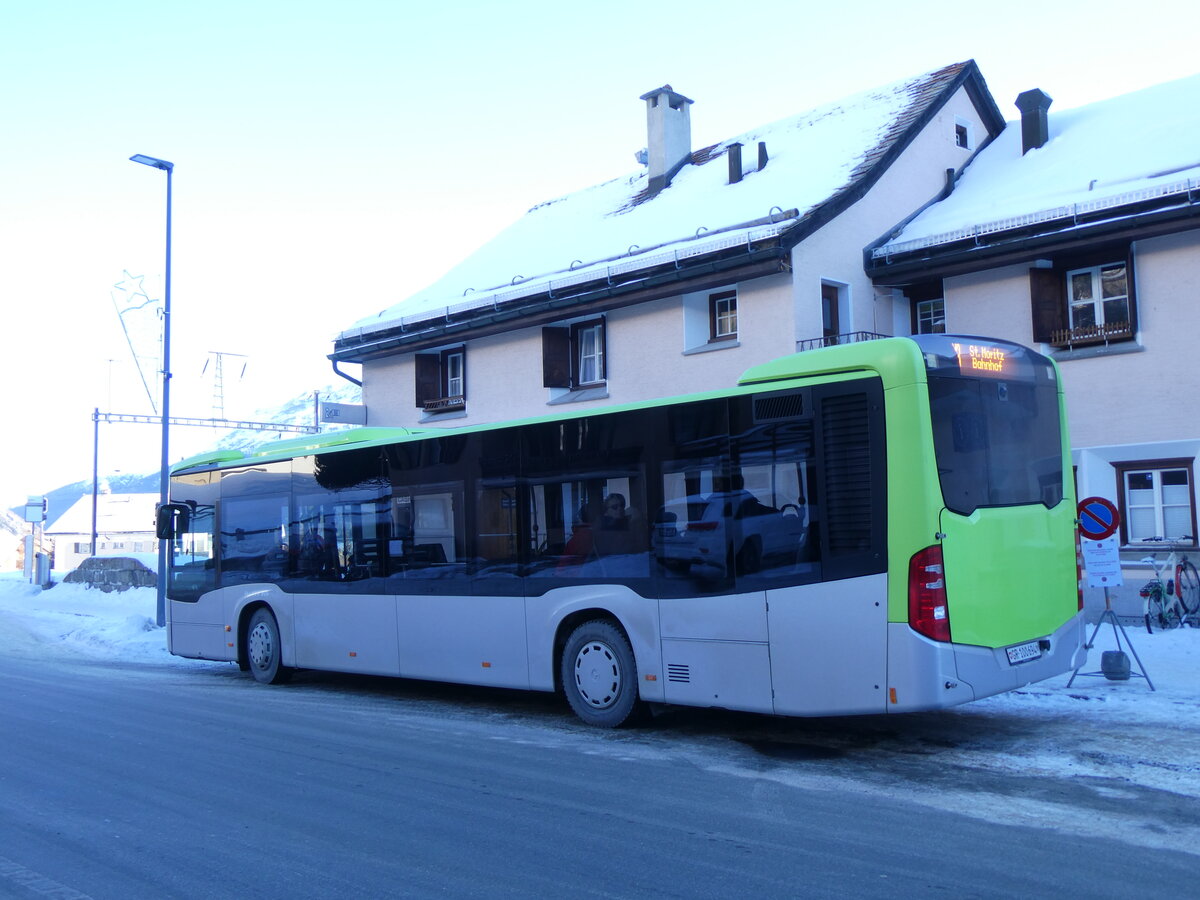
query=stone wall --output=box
[63,556,156,592]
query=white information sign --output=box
[1082,537,1123,588]
[320,402,367,425]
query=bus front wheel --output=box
[246,607,292,685]
[561,620,645,728]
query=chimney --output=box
[1015,89,1053,154]
[639,85,693,194]
[727,142,743,184]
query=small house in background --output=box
[332,60,1003,426]
[46,492,160,572]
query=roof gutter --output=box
[331,246,789,362]
[866,197,1200,282]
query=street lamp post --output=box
[130,153,174,627]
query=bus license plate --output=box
[1005,641,1042,665]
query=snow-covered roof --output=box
[338,61,993,350]
[874,72,1200,260]
[47,493,158,537]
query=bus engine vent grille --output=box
[821,392,872,553]
[667,663,691,683]
[754,391,805,423]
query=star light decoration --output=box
[112,270,159,314]
[110,270,164,413]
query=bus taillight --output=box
[909,545,951,642]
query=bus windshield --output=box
[915,336,1064,515]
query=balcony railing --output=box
[796,331,890,353]
[1049,321,1134,349]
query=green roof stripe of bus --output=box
[170,339,929,476]
[738,337,926,388]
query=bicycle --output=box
[1138,536,1199,633]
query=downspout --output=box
[331,359,363,387]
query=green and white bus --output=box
[158,334,1084,727]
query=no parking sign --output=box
[1078,496,1120,541]
[1078,496,1123,588]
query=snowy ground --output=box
[3,569,1198,849]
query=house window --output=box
[1029,247,1136,348]
[915,298,946,334]
[1067,263,1130,335]
[415,346,467,412]
[575,321,605,386]
[709,290,737,341]
[543,318,607,389]
[1117,460,1196,546]
[821,283,841,341]
[954,119,972,149]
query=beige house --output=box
[331,61,1003,427]
[46,492,159,572]
[869,74,1200,609]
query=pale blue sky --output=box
[2,0,1195,507]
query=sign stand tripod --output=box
[1067,587,1154,690]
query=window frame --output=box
[415,346,467,412]
[543,317,607,390]
[572,319,606,388]
[708,290,738,342]
[1114,458,1197,547]
[1065,262,1131,336]
[915,298,946,334]
[1029,244,1137,349]
[954,117,973,150]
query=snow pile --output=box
[0,572,181,664]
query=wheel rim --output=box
[573,640,621,710]
[248,621,274,670]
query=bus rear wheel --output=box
[246,607,292,685]
[561,620,645,728]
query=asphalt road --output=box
[1,653,1195,899]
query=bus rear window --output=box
[927,376,1064,515]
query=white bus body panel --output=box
[169,591,228,661]
[398,594,529,689]
[293,592,400,676]
[768,574,888,716]
[659,590,772,712]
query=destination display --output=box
[950,341,1009,377]
[914,334,1051,383]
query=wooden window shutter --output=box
[542,327,570,388]
[1029,268,1065,343]
[414,353,439,408]
[1125,246,1139,337]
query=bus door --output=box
[162,472,220,659]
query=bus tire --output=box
[246,607,292,685]
[561,620,645,728]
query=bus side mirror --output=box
[156,503,191,540]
